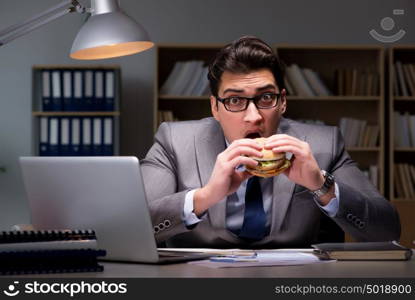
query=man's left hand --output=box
[264,134,324,191]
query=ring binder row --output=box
[39,116,114,156]
[0,229,96,243]
[0,249,106,275]
[41,68,116,111]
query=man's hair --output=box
[207,36,285,97]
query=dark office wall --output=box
[0,0,414,229]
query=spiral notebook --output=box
[0,230,106,275]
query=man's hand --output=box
[264,134,325,192]
[193,139,262,216]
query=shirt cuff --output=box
[315,182,340,218]
[182,189,203,226]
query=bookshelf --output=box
[389,46,415,248]
[276,45,385,194]
[154,44,223,131]
[32,65,121,156]
[154,44,415,245]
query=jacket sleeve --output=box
[329,127,401,241]
[140,122,192,244]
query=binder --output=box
[84,70,94,111]
[0,230,105,275]
[62,70,74,111]
[81,117,92,155]
[48,117,60,155]
[73,70,83,111]
[71,118,81,156]
[51,70,63,111]
[39,117,49,156]
[41,70,52,111]
[60,118,70,155]
[104,70,115,111]
[92,118,103,155]
[103,117,113,155]
[94,71,104,111]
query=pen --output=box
[210,256,258,263]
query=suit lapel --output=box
[270,118,306,234]
[194,118,227,229]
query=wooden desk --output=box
[31,256,415,278]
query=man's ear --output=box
[210,95,219,121]
[280,88,287,114]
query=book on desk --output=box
[312,240,413,261]
[0,229,106,275]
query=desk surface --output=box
[32,257,415,278]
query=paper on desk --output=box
[189,251,334,268]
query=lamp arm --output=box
[0,0,87,46]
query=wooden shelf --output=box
[346,147,380,152]
[32,111,120,117]
[159,95,209,100]
[394,97,415,101]
[287,96,380,101]
[392,198,415,202]
[394,147,415,152]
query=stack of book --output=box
[336,69,379,96]
[284,64,332,97]
[394,163,415,199]
[394,61,415,97]
[339,117,379,148]
[394,111,415,148]
[160,61,210,96]
[0,230,106,275]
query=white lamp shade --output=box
[70,11,153,60]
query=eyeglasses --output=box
[216,92,281,112]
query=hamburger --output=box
[245,137,291,178]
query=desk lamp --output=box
[0,0,154,60]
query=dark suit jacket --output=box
[141,117,400,248]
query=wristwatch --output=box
[310,170,335,198]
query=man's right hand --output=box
[193,139,263,216]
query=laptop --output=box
[19,156,209,264]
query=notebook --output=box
[312,241,413,261]
[20,156,209,264]
[0,230,105,274]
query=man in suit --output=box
[141,36,400,248]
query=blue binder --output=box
[60,117,71,155]
[41,70,52,111]
[70,117,81,156]
[62,70,75,111]
[84,70,94,111]
[104,70,115,111]
[81,117,92,155]
[50,70,63,111]
[94,71,104,111]
[73,70,83,111]
[48,117,60,155]
[103,117,114,155]
[92,118,103,155]
[39,117,49,156]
